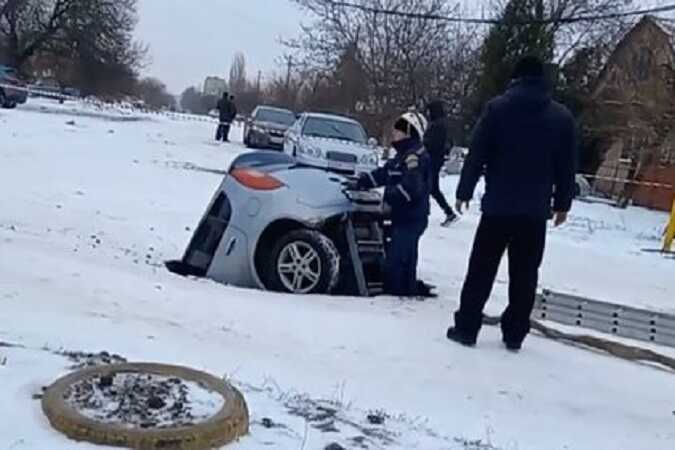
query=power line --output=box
[322,1,675,25]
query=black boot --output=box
[446,327,476,347]
[503,340,522,352]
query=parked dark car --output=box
[243,106,296,150]
[0,65,28,108]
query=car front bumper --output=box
[250,129,286,149]
[3,86,28,103]
[295,154,376,176]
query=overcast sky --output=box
[135,0,666,95]
[135,0,304,94]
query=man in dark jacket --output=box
[357,112,432,297]
[224,95,238,141]
[215,92,231,142]
[424,100,458,226]
[446,56,576,351]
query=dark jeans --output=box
[215,123,231,141]
[386,220,428,296]
[431,160,454,217]
[454,215,546,344]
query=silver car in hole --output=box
[166,150,385,296]
[284,112,379,175]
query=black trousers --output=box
[454,215,546,344]
[215,123,231,141]
[430,160,454,217]
[386,220,428,296]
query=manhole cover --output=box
[42,363,248,450]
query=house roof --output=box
[593,15,675,98]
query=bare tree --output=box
[287,0,482,137]
[0,0,76,68]
[136,77,175,110]
[229,52,248,96]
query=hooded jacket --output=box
[456,77,577,218]
[423,100,451,166]
[359,137,431,224]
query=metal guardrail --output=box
[533,290,675,348]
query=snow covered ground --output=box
[1,99,674,450]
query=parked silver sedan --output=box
[284,112,379,175]
[166,150,384,296]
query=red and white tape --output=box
[581,173,673,190]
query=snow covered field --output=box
[1,99,674,449]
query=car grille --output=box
[327,151,357,163]
[269,130,285,137]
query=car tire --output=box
[264,229,340,295]
[42,363,249,450]
[0,90,7,108]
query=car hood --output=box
[254,121,291,132]
[303,136,373,157]
[273,167,350,208]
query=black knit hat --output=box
[512,55,545,79]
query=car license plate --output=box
[329,161,353,171]
[270,136,284,144]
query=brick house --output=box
[586,16,675,210]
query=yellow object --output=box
[664,199,675,252]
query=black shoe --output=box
[441,214,459,227]
[446,327,476,347]
[504,341,522,352]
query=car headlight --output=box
[360,152,378,166]
[300,145,323,158]
[251,125,266,133]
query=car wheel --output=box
[0,90,7,108]
[5,101,16,109]
[264,229,340,295]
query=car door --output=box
[284,115,304,156]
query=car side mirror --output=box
[368,137,378,147]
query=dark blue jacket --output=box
[457,77,577,218]
[360,137,431,224]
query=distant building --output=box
[586,16,675,210]
[203,76,227,97]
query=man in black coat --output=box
[446,56,577,351]
[424,100,458,226]
[224,95,238,141]
[215,92,231,142]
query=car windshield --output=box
[302,117,367,144]
[255,109,295,126]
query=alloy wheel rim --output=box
[277,241,322,294]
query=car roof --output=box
[302,112,360,124]
[256,105,294,114]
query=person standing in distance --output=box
[224,95,238,142]
[446,56,577,351]
[356,112,432,297]
[215,92,231,142]
[424,100,458,227]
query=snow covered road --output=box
[1,100,673,449]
